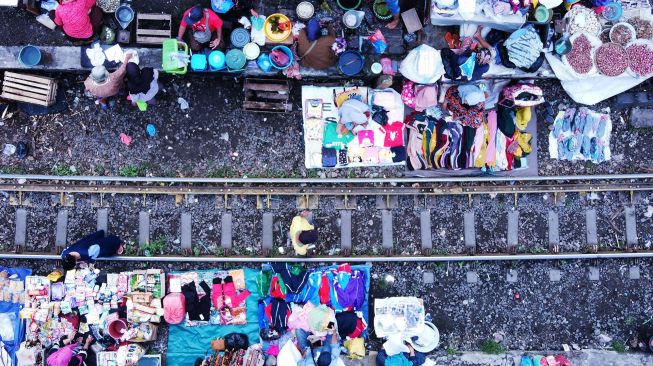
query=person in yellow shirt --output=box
[290,211,318,256]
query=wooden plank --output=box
[4,76,51,89]
[2,86,49,101]
[136,36,168,45]
[0,92,50,106]
[137,29,171,36]
[244,80,288,92]
[5,71,55,83]
[246,91,289,100]
[137,13,171,21]
[3,81,50,95]
[243,101,289,111]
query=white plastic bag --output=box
[399,45,444,84]
[85,43,106,67]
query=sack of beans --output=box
[562,32,601,76]
[595,42,628,77]
[626,39,653,77]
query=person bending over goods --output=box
[177,5,224,52]
[290,210,318,256]
[54,0,104,43]
[61,230,124,271]
[84,53,132,109]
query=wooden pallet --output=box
[243,78,292,113]
[1,72,57,107]
[136,13,171,45]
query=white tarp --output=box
[545,52,652,105]
[430,0,526,32]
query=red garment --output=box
[337,263,351,274]
[269,275,286,299]
[381,122,404,147]
[505,135,515,170]
[347,318,366,338]
[54,0,96,39]
[181,8,223,33]
[212,281,250,309]
[318,273,330,305]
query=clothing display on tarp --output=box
[548,107,612,163]
[302,86,406,169]
[182,281,212,321]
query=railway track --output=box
[1,174,652,261]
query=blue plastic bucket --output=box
[18,45,41,67]
[226,49,246,71]
[338,50,364,76]
[208,50,226,70]
[270,45,293,70]
[190,54,207,71]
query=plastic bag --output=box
[368,30,387,54]
[211,0,234,13]
[224,332,249,350]
[399,45,444,84]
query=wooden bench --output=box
[1,71,57,106]
[136,13,172,46]
[243,78,292,113]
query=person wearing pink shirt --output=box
[54,0,104,43]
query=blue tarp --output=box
[0,266,32,366]
[166,264,371,364]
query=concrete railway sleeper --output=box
[1,189,651,260]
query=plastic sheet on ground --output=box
[545,52,653,105]
[430,0,526,32]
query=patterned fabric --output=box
[445,86,485,128]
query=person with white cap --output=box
[83,53,132,109]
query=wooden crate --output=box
[136,13,171,45]
[1,71,57,107]
[243,78,292,113]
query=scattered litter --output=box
[16,142,28,159]
[562,344,570,352]
[384,274,395,284]
[645,205,653,218]
[278,247,285,254]
[177,97,189,110]
[3,144,16,156]
[220,133,229,142]
[146,124,156,137]
[119,133,132,146]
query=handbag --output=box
[211,338,226,351]
[193,12,212,44]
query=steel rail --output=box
[1,173,653,184]
[1,182,653,196]
[1,252,653,262]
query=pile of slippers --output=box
[520,354,571,366]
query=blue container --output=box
[18,45,41,67]
[602,2,622,22]
[338,50,364,76]
[270,45,293,70]
[257,53,273,72]
[190,54,207,71]
[208,50,226,70]
[230,28,250,48]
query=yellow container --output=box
[264,13,292,42]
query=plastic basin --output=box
[270,45,293,70]
[338,50,364,76]
[191,54,207,71]
[107,318,128,339]
[337,0,362,10]
[18,45,41,67]
[209,50,226,70]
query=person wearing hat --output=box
[376,343,426,366]
[297,20,337,70]
[83,52,132,109]
[53,0,105,43]
[61,230,124,271]
[177,5,224,52]
[290,210,318,257]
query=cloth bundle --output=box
[504,25,543,69]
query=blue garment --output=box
[376,349,426,366]
[61,230,121,262]
[387,0,401,15]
